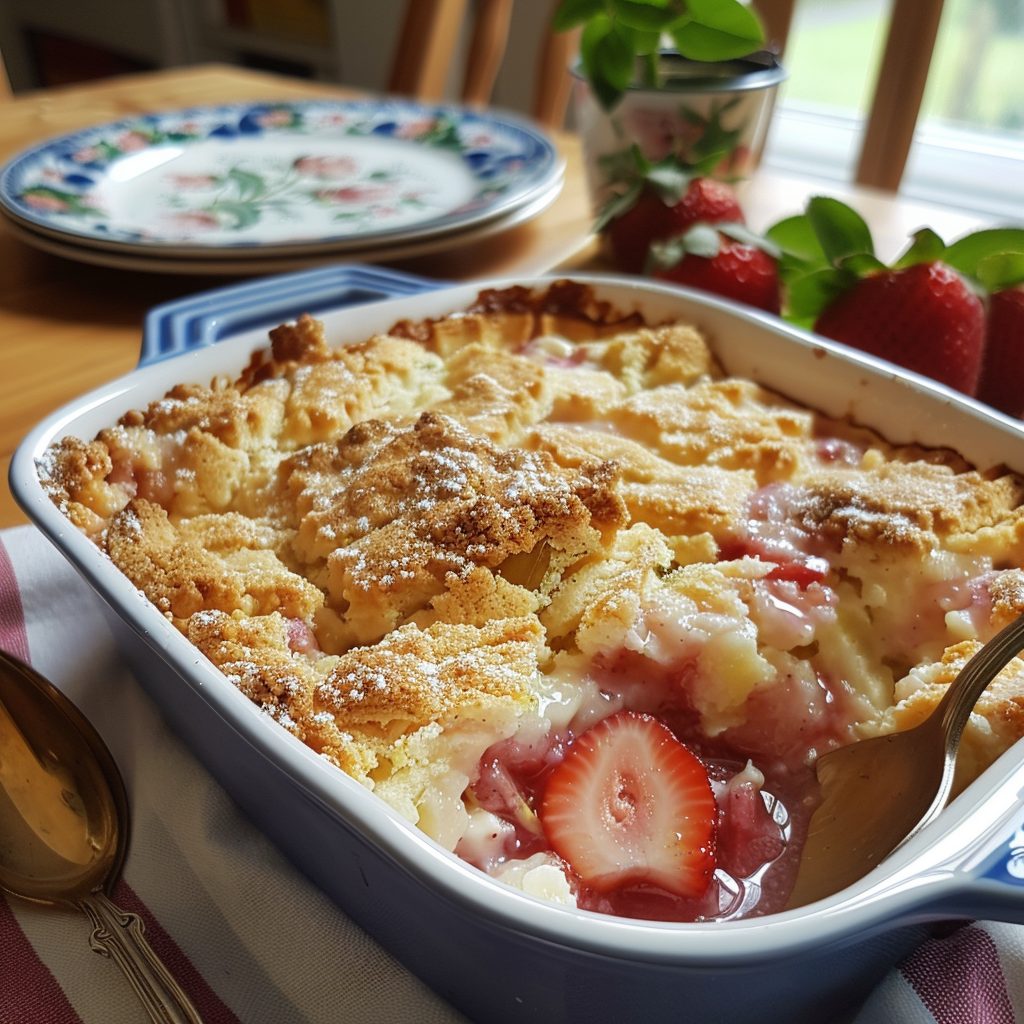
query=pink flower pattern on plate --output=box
[293,155,360,179]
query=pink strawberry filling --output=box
[106,438,182,509]
[464,691,826,922]
[286,617,320,655]
[518,337,597,370]
[460,543,861,922]
[721,483,836,587]
[814,435,864,466]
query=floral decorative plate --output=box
[0,100,562,255]
[2,182,562,275]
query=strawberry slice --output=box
[539,711,717,898]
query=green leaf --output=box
[785,267,853,327]
[977,252,1024,292]
[680,222,721,257]
[581,16,636,109]
[552,0,605,31]
[691,124,741,165]
[944,228,1024,279]
[227,168,265,201]
[689,149,727,176]
[597,143,648,183]
[593,181,643,232]
[610,0,679,31]
[806,196,874,266]
[648,223,722,270]
[645,160,691,202]
[670,0,764,60]
[631,28,664,56]
[893,227,946,269]
[766,214,827,265]
[718,221,781,258]
[838,252,887,276]
[648,236,683,270]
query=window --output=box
[761,0,1024,221]
[904,0,1024,219]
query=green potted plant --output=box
[554,0,786,267]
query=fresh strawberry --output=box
[940,228,1024,417]
[977,286,1024,417]
[767,198,986,395]
[813,262,985,394]
[607,177,744,274]
[650,224,781,313]
[539,710,716,898]
[594,146,745,275]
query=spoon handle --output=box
[78,890,204,1024]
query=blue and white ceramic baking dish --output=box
[12,274,1024,1024]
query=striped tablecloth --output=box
[0,524,1020,1024]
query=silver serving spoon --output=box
[0,648,203,1023]
[788,612,1024,909]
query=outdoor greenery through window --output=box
[762,0,1024,221]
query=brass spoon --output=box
[788,612,1024,909]
[0,649,203,1023]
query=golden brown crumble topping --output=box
[40,282,1024,845]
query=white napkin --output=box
[1,523,1020,1024]
[0,525,464,1024]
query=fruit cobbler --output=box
[41,282,1024,921]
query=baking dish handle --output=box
[140,264,444,366]
[932,798,1024,923]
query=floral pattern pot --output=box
[574,52,786,213]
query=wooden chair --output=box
[855,0,945,191]
[387,0,578,129]
[756,0,947,191]
[387,0,943,192]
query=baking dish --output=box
[12,274,1024,1024]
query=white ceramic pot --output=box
[573,51,786,212]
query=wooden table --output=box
[0,64,994,528]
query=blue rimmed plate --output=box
[139,263,443,365]
[0,100,562,258]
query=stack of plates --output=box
[0,98,564,275]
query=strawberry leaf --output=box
[649,236,688,270]
[645,160,692,203]
[944,228,1024,280]
[838,252,886,276]
[680,222,722,257]
[893,228,947,269]
[806,196,875,266]
[597,143,650,183]
[719,221,781,258]
[593,180,644,232]
[977,251,1024,292]
[648,222,722,269]
[785,267,853,329]
[765,214,829,276]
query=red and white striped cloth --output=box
[1,523,1021,1024]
